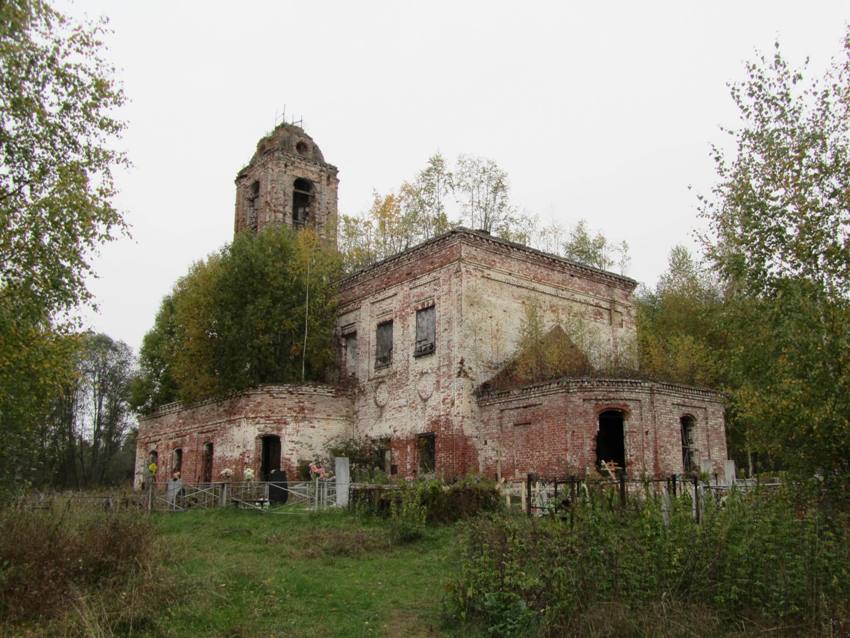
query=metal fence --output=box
[500,473,782,523]
[144,478,338,513]
[13,479,340,514]
[14,473,781,519]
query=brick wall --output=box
[337,236,469,478]
[336,229,651,480]
[233,124,338,244]
[135,384,352,487]
[135,230,729,486]
[459,235,637,386]
[477,377,728,480]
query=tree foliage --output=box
[0,0,126,498]
[561,219,630,273]
[702,33,850,492]
[338,154,629,275]
[132,227,342,412]
[0,0,127,315]
[701,36,850,300]
[38,333,136,488]
[453,154,518,235]
[338,153,456,272]
[637,32,850,490]
[636,246,725,388]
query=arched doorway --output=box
[260,435,281,481]
[596,410,626,473]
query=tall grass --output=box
[0,507,167,637]
[446,489,850,637]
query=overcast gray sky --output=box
[58,1,848,354]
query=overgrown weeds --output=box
[446,489,850,637]
[0,508,169,637]
[390,483,427,544]
[352,476,503,525]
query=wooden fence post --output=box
[618,471,627,509]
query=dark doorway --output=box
[261,435,281,481]
[596,410,626,472]
[292,178,312,227]
[680,416,696,474]
[202,442,213,483]
[173,448,183,474]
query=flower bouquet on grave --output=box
[308,462,328,479]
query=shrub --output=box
[350,485,396,517]
[447,489,850,636]
[389,484,426,544]
[426,476,503,523]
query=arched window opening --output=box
[247,180,260,231]
[261,435,282,481]
[596,410,626,474]
[681,416,696,474]
[202,442,214,483]
[292,178,312,227]
[172,448,183,474]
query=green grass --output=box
[151,508,466,638]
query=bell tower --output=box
[234,123,339,246]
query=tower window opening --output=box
[293,178,313,227]
[247,181,260,231]
[596,410,626,474]
[296,140,309,155]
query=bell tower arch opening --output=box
[292,178,313,227]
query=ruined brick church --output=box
[135,124,728,486]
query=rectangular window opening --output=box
[417,433,436,475]
[414,305,436,357]
[375,320,393,369]
[343,332,358,377]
